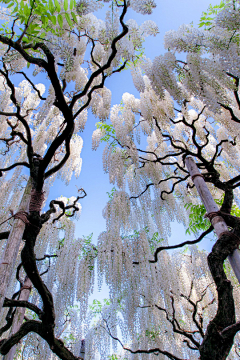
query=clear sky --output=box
[47,0,220,248]
[40,0,222,335]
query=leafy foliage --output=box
[107,186,117,200]
[148,230,164,254]
[2,0,76,42]
[96,121,116,144]
[184,203,210,235]
[198,0,230,29]
[185,197,240,236]
[80,233,97,270]
[89,298,111,316]
[123,227,163,254]
[108,355,122,360]
[145,328,160,340]
[120,48,145,70]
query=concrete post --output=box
[186,156,240,283]
[0,178,32,310]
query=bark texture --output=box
[199,217,240,360]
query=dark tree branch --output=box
[232,181,240,189]
[0,319,79,360]
[221,321,240,339]
[3,298,43,319]
[0,231,9,240]
[129,174,190,200]
[0,162,30,175]
[167,295,200,348]
[37,254,58,277]
[16,262,24,288]
[36,254,58,262]
[44,136,72,179]
[180,290,207,339]
[0,66,34,165]
[41,188,86,224]
[220,188,234,214]
[70,0,129,114]
[160,174,190,200]
[0,320,43,355]
[147,226,213,264]
[42,2,129,178]
[102,319,184,360]
[11,130,29,145]
[183,339,198,351]
[227,174,240,186]
[16,71,46,100]
[218,102,240,123]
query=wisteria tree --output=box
[88,1,240,359]
[0,0,159,359]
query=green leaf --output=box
[65,12,72,27]
[64,0,68,11]
[51,15,56,25]
[49,0,54,14]
[41,15,48,26]
[198,0,231,30]
[47,12,52,20]
[70,0,74,10]
[71,11,77,23]
[54,0,61,12]
[34,7,42,15]
[37,3,47,12]
[29,22,40,31]
[7,2,14,8]
[57,13,63,28]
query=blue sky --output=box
[38,0,222,328]
[48,0,220,247]
[0,0,220,243]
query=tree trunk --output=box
[0,178,32,310]
[2,276,32,360]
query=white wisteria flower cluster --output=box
[0,0,160,358]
